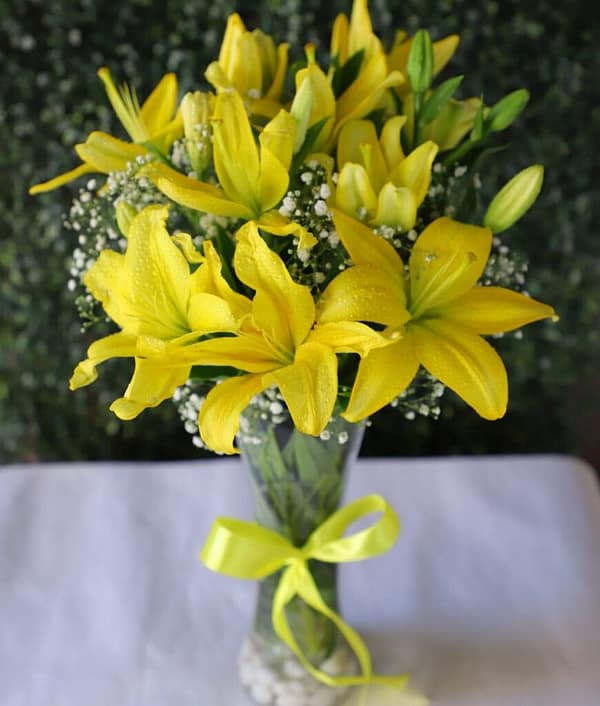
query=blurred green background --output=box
[1,0,598,464]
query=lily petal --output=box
[343,336,419,421]
[308,321,389,357]
[432,286,558,334]
[266,42,289,100]
[187,293,239,333]
[388,140,438,205]
[255,212,318,250]
[335,54,405,135]
[318,264,410,327]
[373,183,417,230]
[192,239,252,320]
[331,209,405,287]
[336,163,378,219]
[75,131,147,173]
[265,342,337,436]
[258,145,290,213]
[69,332,138,389]
[139,73,178,138]
[199,373,268,454]
[149,163,255,219]
[409,217,492,316]
[380,115,407,170]
[260,108,295,171]
[412,318,508,420]
[212,91,261,212]
[234,222,315,351]
[337,120,385,185]
[29,162,96,195]
[110,357,190,420]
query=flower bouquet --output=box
[31,1,557,703]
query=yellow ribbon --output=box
[200,493,408,688]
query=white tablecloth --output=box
[1,455,599,706]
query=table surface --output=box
[1,455,599,706]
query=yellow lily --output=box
[319,209,557,421]
[30,69,182,194]
[148,91,317,249]
[171,222,388,454]
[205,12,288,119]
[69,205,251,418]
[388,30,460,99]
[335,117,438,229]
[292,50,404,154]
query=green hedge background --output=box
[1,0,598,464]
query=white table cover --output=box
[1,455,599,706]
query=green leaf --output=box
[331,49,365,98]
[419,75,464,126]
[486,89,529,133]
[407,30,434,94]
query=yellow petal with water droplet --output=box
[265,342,337,436]
[410,217,491,314]
[234,222,315,352]
[318,264,409,328]
[412,318,508,420]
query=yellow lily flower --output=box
[205,12,288,119]
[148,91,317,249]
[335,117,438,229]
[293,51,404,154]
[30,69,182,194]
[388,30,460,99]
[69,205,251,418]
[319,209,557,421]
[170,222,389,454]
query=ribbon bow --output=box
[200,493,408,688]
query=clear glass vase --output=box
[236,406,365,706]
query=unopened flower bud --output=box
[181,91,211,140]
[181,91,212,176]
[484,165,544,233]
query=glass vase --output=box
[236,406,365,706]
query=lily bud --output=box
[181,91,211,140]
[181,91,212,176]
[484,165,544,233]
[407,29,433,94]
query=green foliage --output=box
[1,0,598,464]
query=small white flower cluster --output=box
[238,387,291,446]
[279,161,348,294]
[173,381,207,450]
[104,154,162,208]
[483,236,529,291]
[64,179,121,328]
[390,371,445,421]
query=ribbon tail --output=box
[272,564,408,688]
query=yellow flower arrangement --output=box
[31,0,560,697]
